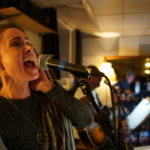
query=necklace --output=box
[0,91,45,144]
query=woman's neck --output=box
[0,82,31,100]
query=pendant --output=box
[37,129,45,144]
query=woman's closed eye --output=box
[11,41,32,47]
[26,41,32,46]
[11,42,21,46]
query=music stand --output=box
[126,98,150,145]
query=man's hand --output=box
[29,68,54,93]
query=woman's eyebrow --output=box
[9,36,29,42]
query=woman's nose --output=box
[24,45,33,53]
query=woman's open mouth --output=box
[23,57,36,68]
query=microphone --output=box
[37,54,104,77]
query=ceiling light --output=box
[94,32,120,38]
[101,32,120,38]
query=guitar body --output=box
[75,92,109,148]
[77,122,107,148]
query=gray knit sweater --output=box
[0,83,93,150]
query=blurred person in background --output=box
[113,70,138,112]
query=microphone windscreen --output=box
[37,54,53,70]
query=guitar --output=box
[75,90,109,148]
[77,122,107,148]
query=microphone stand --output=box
[111,86,129,140]
[73,73,134,150]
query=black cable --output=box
[103,75,118,150]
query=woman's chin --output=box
[26,72,40,81]
[32,73,40,80]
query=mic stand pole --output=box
[112,87,128,140]
[75,76,117,150]
[117,96,128,140]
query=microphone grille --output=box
[37,54,53,70]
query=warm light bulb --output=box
[145,70,150,74]
[100,62,116,80]
[145,63,150,67]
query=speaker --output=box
[0,0,30,13]
[0,0,8,8]
[0,0,57,32]
[40,8,57,32]
[0,0,34,21]
[27,2,42,23]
